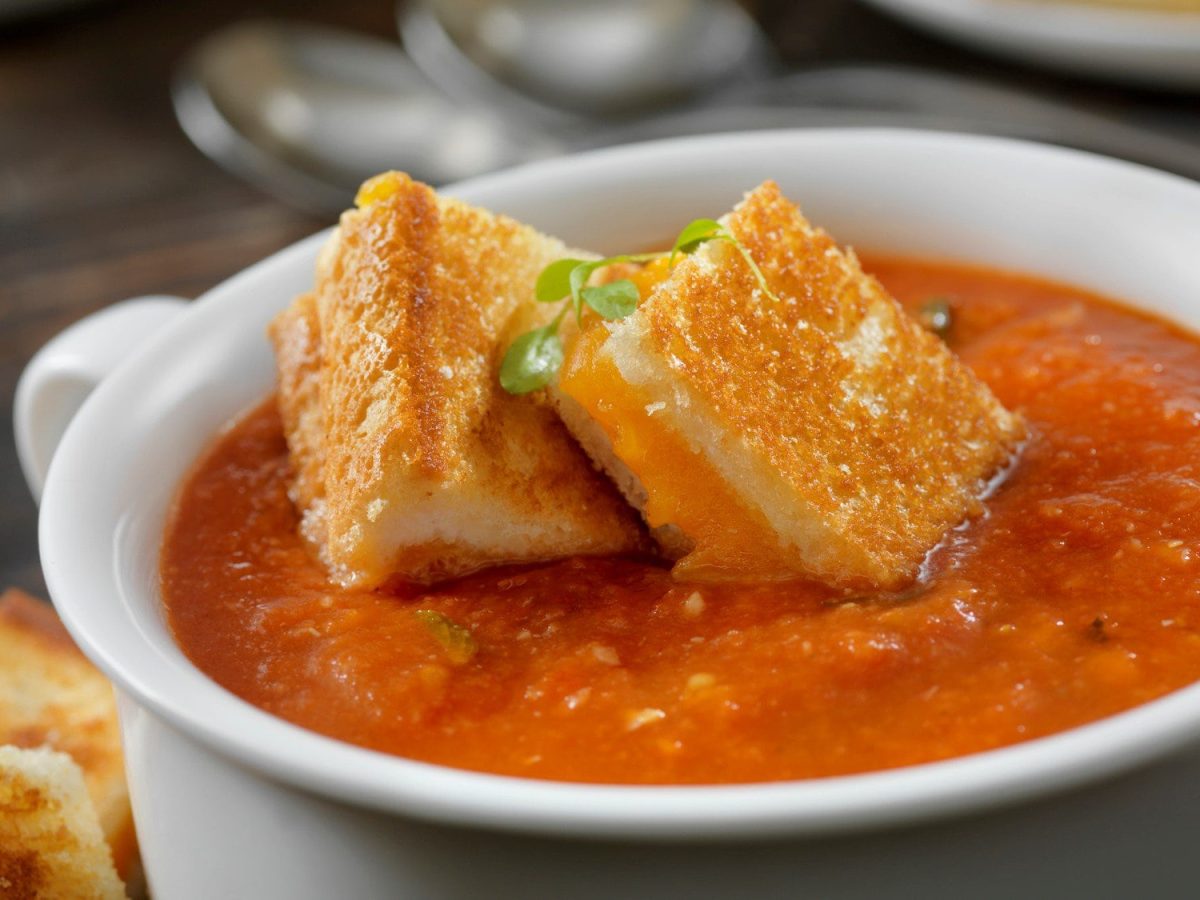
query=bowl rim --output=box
[37,127,1200,840]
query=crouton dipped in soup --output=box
[162,174,1200,784]
[551,182,1022,587]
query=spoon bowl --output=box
[396,0,776,119]
[172,20,561,213]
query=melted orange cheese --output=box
[560,322,794,580]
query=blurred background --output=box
[2,0,1199,598]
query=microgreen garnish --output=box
[674,219,779,304]
[669,218,724,263]
[499,318,565,394]
[536,258,588,304]
[500,218,779,394]
[415,610,478,664]
[579,279,640,320]
[566,254,658,321]
[918,297,954,340]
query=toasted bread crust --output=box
[561,182,1023,588]
[274,172,646,586]
[0,740,125,899]
[269,293,325,513]
[0,591,136,888]
[268,293,332,559]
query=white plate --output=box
[861,0,1200,89]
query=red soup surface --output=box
[162,257,1200,785]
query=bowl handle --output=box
[14,296,189,503]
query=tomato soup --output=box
[161,257,1200,785]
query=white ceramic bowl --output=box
[860,0,1200,89]
[17,130,1200,898]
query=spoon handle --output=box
[726,65,1200,183]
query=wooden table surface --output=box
[1,0,1197,598]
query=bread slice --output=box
[271,171,646,587]
[0,590,137,891]
[0,743,125,898]
[0,744,126,899]
[554,181,1024,590]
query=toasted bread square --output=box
[0,590,137,889]
[556,182,1024,589]
[0,744,125,899]
[272,172,645,586]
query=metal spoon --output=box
[395,0,777,121]
[172,20,563,213]
[173,20,1200,215]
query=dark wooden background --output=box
[2,0,1197,597]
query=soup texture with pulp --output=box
[161,257,1200,784]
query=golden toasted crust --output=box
[0,743,125,899]
[269,293,329,556]
[561,181,1024,589]
[277,172,645,586]
[0,591,136,889]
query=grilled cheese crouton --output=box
[0,590,137,889]
[0,591,138,889]
[0,743,125,899]
[555,182,1024,589]
[272,171,645,587]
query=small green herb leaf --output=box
[567,260,602,318]
[536,258,587,304]
[415,610,478,664]
[918,297,953,339]
[501,220,780,395]
[499,324,563,394]
[581,279,640,320]
[667,218,779,302]
[671,218,724,263]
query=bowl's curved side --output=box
[38,128,1200,840]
